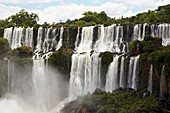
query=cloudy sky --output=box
[0,0,169,24]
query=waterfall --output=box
[3,27,13,46]
[42,28,52,53]
[128,57,135,88]
[77,26,94,53]
[160,65,167,98]
[3,24,170,112]
[35,27,44,53]
[7,60,15,93]
[151,24,170,46]
[10,27,23,49]
[119,56,125,88]
[56,27,64,51]
[68,53,101,101]
[133,24,147,41]
[131,55,139,90]
[128,55,140,89]
[0,58,67,113]
[94,24,124,53]
[68,26,106,101]
[4,27,34,49]
[148,64,153,93]
[32,59,62,111]
[105,55,120,92]
[25,27,34,49]
[74,27,80,51]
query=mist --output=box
[0,59,69,113]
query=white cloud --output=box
[35,2,127,23]
[0,0,169,24]
[122,0,169,11]
[0,4,20,19]
[0,0,62,3]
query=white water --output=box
[133,24,147,41]
[119,56,125,88]
[3,27,13,45]
[24,27,34,49]
[151,24,170,46]
[131,55,140,90]
[0,96,43,113]
[77,26,94,53]
[3,24,170,113]
[3,27,34,49]
[94,25,124,53]
[148,64,153,93]
[56,27,64,51]
[160,65,167,97]
[68,53,101,101]
[127,55,140,89]
[74,27,80,51]
[0,59,67,113]
[105,55,120,92]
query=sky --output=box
[0,0,169,24]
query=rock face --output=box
[61,88,168,113]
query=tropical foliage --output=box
[0,4,170,27]
[0,9,39,27]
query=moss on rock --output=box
[99,52,114,87]
[12,46,33,58]
[61,88,168,113]
[48,48,73,77]
[0,38,11,59]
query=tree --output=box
[6,9,39,26]
[157,4,170,23]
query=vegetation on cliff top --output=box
[0,9,39,28]
[0,4,170,28]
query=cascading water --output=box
[0,59,67,113]
[56,27,64,51]
[131,55,140,90]
[127,55,140,90]
[128,57,135,88]
[119,56,125,88]
[133,24,147,41]
[3,27,13,46]
[148,64,153,93]
[68,26,103,101]
[105,55,120,92]
[68,52,101,101]
[74,27,80,51]
[2,24,170,113]
[151,24,170,46]
[24,27,34,49]
[160,65,167,98]
[3,27,34,49]
[76,26,94,53]
[94,25,125,53]
[1,26,67,113]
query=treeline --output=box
[114,4,170,24]
[0,9,39,28]
[67,4,170,26]
[0,4,170,28]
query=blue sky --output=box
[0,0,169,24]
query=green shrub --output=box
[0,38,11,58]
[12,46,33,57]
[128,40,142,55]
[48,48,73,71]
